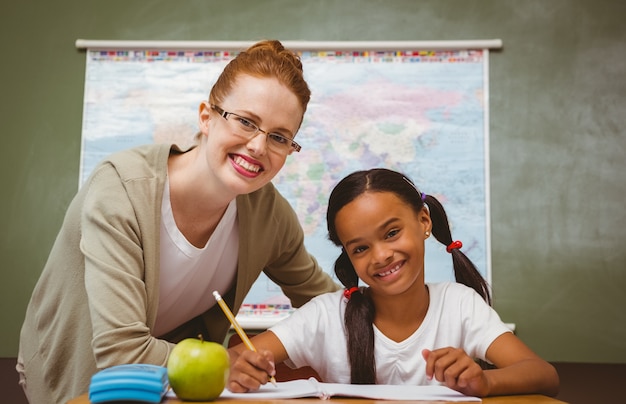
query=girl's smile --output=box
[374,260,404,279]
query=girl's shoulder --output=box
[427,282,483,306]
[428,281,475,295]
[308,288,345,307]
[272,289,344,330]
[288,289,346,319]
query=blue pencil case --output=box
[88,364,169,403]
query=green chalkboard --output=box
[1,0,625,363]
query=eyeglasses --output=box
[211,104,302,154]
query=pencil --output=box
[212,291,277,386]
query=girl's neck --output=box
[370,284,430,343]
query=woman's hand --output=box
[227,348,276,393]
[422,348,490,397]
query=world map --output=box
[81,48,491,305]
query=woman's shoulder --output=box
[241,181,280,202]
[80,144,178,200]
[86,143,163,173]
[237,182,296,221]
[105,143,171,169]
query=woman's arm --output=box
[83,162,173,368]
[245,186,340,308]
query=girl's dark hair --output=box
[326,168,491,384]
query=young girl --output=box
[228,168,559,398]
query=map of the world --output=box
[81,46,491,306]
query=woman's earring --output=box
[425,231,430,238]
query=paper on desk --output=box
[167,378,480,401]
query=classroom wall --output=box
[1,0,625,365]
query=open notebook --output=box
[167,377,481,401]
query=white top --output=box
[153,180,239,336]
[270,282,511,384]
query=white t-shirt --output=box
[153,180,239,336]
[270,282,511,385]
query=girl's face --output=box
[197,74,303,196]
[335,191,432,297]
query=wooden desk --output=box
[68,394,567,404]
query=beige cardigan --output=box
[18,144,339,404]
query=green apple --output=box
[167,335,230,401]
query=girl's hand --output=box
[227,349,276,393]
[422,348,490,397]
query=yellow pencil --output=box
[212,291,277,386]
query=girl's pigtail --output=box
[334,250,376,384]
[425,194,491,305]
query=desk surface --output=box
[68,394,567,404]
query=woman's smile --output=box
[231,154,264,176]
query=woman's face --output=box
[335,191,432,297]
[198,74,303,196]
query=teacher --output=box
[17,39,339,404]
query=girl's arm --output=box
[423,332,559,397]
[482,332,560,396]
[227,331,289,393]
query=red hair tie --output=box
[446,240,463,253]
[343,286,359,300]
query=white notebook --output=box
[168,377,481,401]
